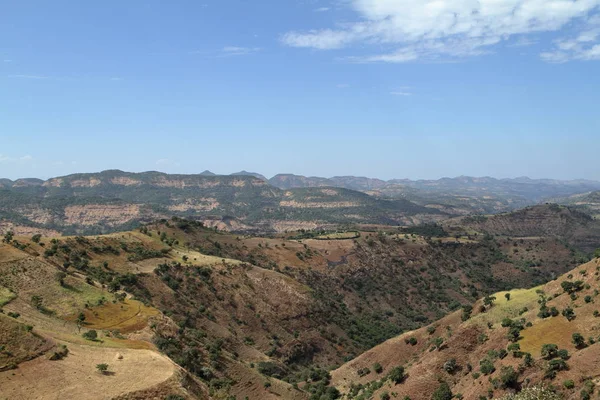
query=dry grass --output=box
[0,286,16,306]
[0,343,176,400]
[67,299,160,334]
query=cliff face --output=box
[0,170,446,235]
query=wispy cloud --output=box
[0,154,34,164]
[390,91,411,96]
[219,46,261,57]
[8,74,50,80]
[314,7,330,12]
[282,0,600,63]
[540,15,600,62]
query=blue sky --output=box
[1,0,600,181]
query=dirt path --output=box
[0,344,176,400]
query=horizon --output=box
[2,1,600,181]
[2,168,600,184]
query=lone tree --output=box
[505,293,511,301]
[387,366,405,384]
[83,330,98,341]
[483,295,496,308]
[572,332,586,348]
[96,363,109,374]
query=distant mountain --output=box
[199,170,216,176]
[269,174,334,189]
[0,170,446,235]
[230,170,268,181]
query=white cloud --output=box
[220,46,261,56]
[282,0,600,62]
[390,91,412,96]
[315,7,330,12]
[541,16,600,62]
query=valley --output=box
[0,199,599,399]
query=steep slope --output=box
[330,257,600,399]
[1,212,592,399]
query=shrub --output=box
[96,363,109,374]
[541,344,558,359]
[373,362,383,374]
[563,380,575,389]
[480,359,495,375]
[572,333,586,348]
[83,330,98,341]
[380,392,391,400]
[443,358,457,373]
[499,366,519,388]
[387,366,405,384]
[431,381,453,400]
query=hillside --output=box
[330,257,600,399]
[443,204,600,253]
[555,191,600,219]
[0,170,448,236]
[0,212,594,399]
[269,174,600,214]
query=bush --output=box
[480,358,495,375]
[373,362,383,374]
[499,366,518,388]
[380,392,391,400]
[83,330,98,341]
[563,380,575,389]
[96,363,109,374]
[541,344,558,359]
[443,358,457,373]
[387,366,405,384]
[431,381,453,400]
[572,333,586,348]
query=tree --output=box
[31,234,42,243]
[562,307,576,321]
[96,363,109,374]
[2,231,14,244]
[505,293,511,301]
[431,381,453,400]
[55,271,67,287]
[443,358,457,373]
[373,362,383,374]
[541,344,558,359]
[83,330,98,341]
[380,392,391,400]
[499,366,518,388]
[483,295,496,308]
[432,337,444,351]
[387,366,405,384]
[572,332,586,348]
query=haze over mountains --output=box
[2,169,600,236]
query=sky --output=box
[1,0,600,181]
